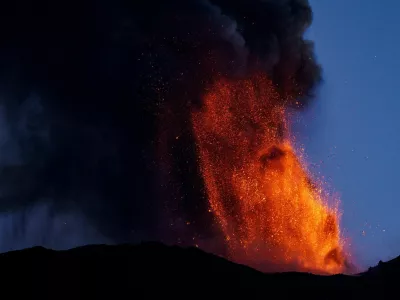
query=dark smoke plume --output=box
[0,0,320,249]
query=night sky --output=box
[0,0,397,271]
[296,0,400,269]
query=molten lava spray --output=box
[192,74,347,274]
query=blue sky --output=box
[296,0,400,268]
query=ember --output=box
[192,74,347,274]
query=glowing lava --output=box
[191,74,347,274]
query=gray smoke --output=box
[0,0,321,251]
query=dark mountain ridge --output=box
[0,242,396,298]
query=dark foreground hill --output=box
[0,242,397,299]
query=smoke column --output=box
[0,0,326,260]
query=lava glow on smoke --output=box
[192,74,347,274]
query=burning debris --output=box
[192,75,347,274]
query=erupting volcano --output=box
[192,74,347,274]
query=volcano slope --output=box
[0,242,395,298]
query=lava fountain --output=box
[191,74,347,274]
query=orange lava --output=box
[191,74,347,274]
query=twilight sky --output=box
[298,0,400,268]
